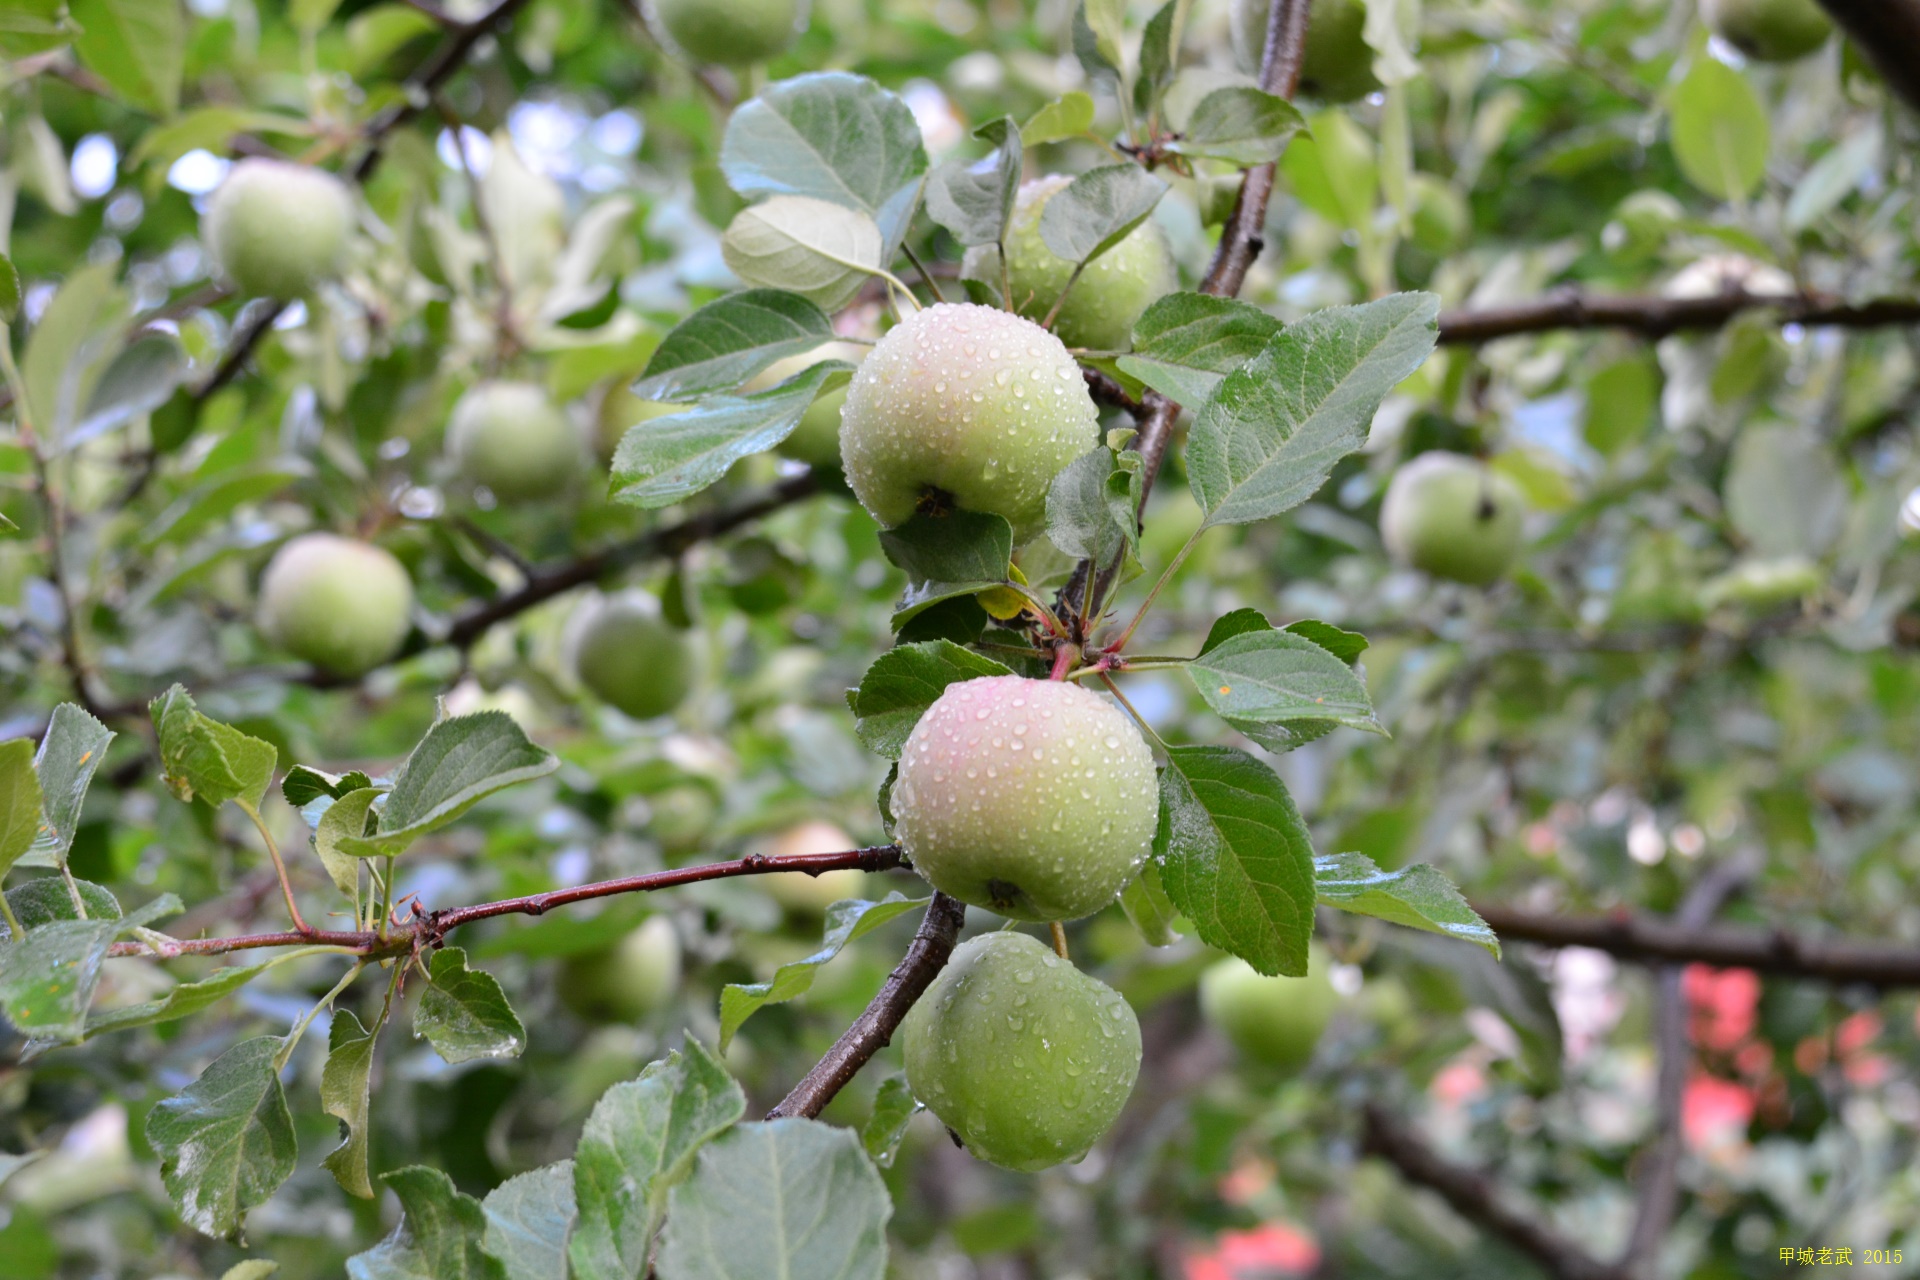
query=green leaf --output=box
[146,1036,298,1239]
[219,1262,280,1280]
[610,362,851,511]
[1314,852,1499,956]
[27,703,115,867]
[1154,746,1315,977]
[482,1162,578,1280]
[570,1039,746,1280]
[67,332,189,450]
[1081,0,1125,70]
[0,0,79,58]
[0,740,41,879]
[1283,619,1368,663]
[847,641,1014,759]
[1785,122,1880,232]
[340,712,558,859]
[634,290,834,401]
[282,764,375,811]
[347,1167,505,1280]
[4,875,120,930]
[289,0,344,32]
[1167,87,1306,166]
[150,685,278,812]
[924,118,1023,248]
[1136,0,1179,117]
[1198,607,1272,656]
[85,947,334,1037]
[414,947,526,1065]
[0,253,20,322]
[20,262,128,447]
[719,893,928,1049]
[861,1075,918,1169]
[321,1010,379,1198]
[721,196,883,312]
[657,1118,891,1280]
[1036,164,1170,266]
[1187,293,1440,528]
[1187,629,1380,733]
[1046,448,1134,564]
[1117,292,1281,407]
[0,894,178,1040]
[1020,92,1096,146]
[1119,859,1180,947]
[720,72,929,255]
[878,510,1016,629]
[314,787,379,893]
[1669,55,1768,201]
[70,0,183,115]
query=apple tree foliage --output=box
[1,0,1919,1275]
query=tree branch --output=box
[1437,288,1920,345]
[1620,861,1753,1276]
[1473,902,1920,987]
[1814,0,1920,115]
[106,843,907,959]
[766,891,966,1119]
[1360,1103,1629,1280]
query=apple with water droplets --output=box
[1199,947,1339,1070]
[256,533,414,676]
[1701,0,1832,61]
[891,674,1158,922]
[901,931,1142,1171]
[559,915,683,1023]
[447,381,583,502]
[204,158,355,299]
[1379,451,1526,586]
[961,175,1179,352]
[569,592,696,720]
[838,303,1099,540]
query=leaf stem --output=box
[900,241,949,305]
[1040,259,1090,331]
[240,801,313,935]
[1099,671,1170,753]
[0,893,23,941]
[1106,522,1205,654]
[275,961,365,1071]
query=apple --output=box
[890,675,1158,922]
[558,915,683,1023]
[203,159,355,299]
[569,592,696,720]
[838,302,1099,540]
[1199,947,1338,1070]
[256,533,413,676]
[447,381,583,502]
[959,175,1179,352]
[901,931,1141,1171]
[1379,452,1527,586]
[653,0,798,65]
[1233,0,1378,102]
[762,819,868,914]
[1701,0,1832,61]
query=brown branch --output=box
[1082,366,1142,416]
[350,0,542,183]
[1360,1103,1629,1280]
[1814,0,1920,115]
[766,892,966,1120]
[106,844,907,959]
[1437,288,1920,345]
[192,300,287,404]
[1620,861,1752,1275]
[1474,903,1920,988]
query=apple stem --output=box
[1050,921,1070,960]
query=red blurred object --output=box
[1184,1223,1321,1279]
[1683,1074,1755,1151]
[1683,965,1759,1053]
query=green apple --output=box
[1379,452,1527,586]
[1233,0,1378,102]
[256,533,413,676]
[838,302,1099,540]
[569,592,696,720]
[960,175,1179,352]
[447,381,582,502]
[653,0,798,64]
[744,340,868,471]
[596,383,685,466]
[1701,0,1832,61]
[902,931,1141,1171]
[1200,947,1338,1070]
[762,819,868,914]
[204,159,355,299]
[558,915,682,1023]
[891,675,1158,922]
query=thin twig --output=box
[1437,289,1920,345]
[766,892,966,1119]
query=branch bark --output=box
[1360,1103,1629,1280]
[766,891,966,1119]
[1814,0,1920,115]
[1437,288,1920,345]
[1474,902,1920,987]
